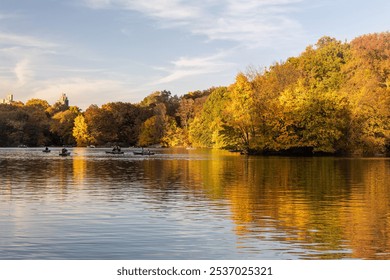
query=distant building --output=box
[58,93,69,108]
[0,94,14,104]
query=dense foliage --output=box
[0,32,389,155]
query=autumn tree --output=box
[73,114,91,146]
[0,103,49,146]
[278,83,351,153]
[101,102,143,146]
[248,62,300,151]
[84,105,116,145]
[138,116,160,146]
[139,90,179,118]
[50,106,80,146]
[23,103,52,146]
[0,104,24,146]
[222,73,257,151]
[25,99,50,111]
[342,32,390,155]
[177,98,194,129]
[270,37,352,154]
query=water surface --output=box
[0,147,389,259]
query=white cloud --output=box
[155,51,235,84]
[14,59,33,86]
[120,0,201,21]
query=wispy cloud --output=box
[0,32,57,49]
[120,1,202,21]
[83,0,201,20]
[82,0,304,47]
[155,50,235,84]
[197,0,303,47]
[0,30,59,91]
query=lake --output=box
[0,147,389,259]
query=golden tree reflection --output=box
[158,151,390,259]
[72,148,87,186]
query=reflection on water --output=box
[0,147,389,259]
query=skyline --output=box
[0,0,389,109]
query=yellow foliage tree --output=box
[223,73,256,151]
[72,115,91,147]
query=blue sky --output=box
[0,0,389,109]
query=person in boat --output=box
[62,147,68,154]
[45,146,49,151]
[112,145,121,152]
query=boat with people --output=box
[59,148,71,156]
[42,147,51,153]
[106,145,124,154]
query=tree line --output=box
[0,32,389,155]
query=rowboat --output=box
[59,151,71,156]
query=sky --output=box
[0,0,389,110]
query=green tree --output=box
[189,87,229,148]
